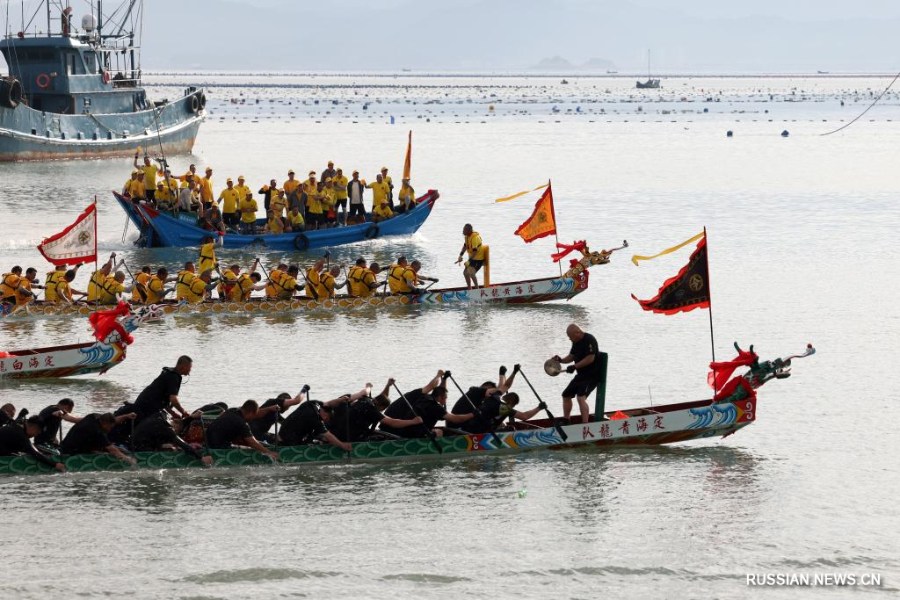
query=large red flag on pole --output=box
[37,203,98,266]
[514,184,557,243]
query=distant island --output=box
[530,56,617,72]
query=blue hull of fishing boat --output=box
[114,190,439,251]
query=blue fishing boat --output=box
[0,1,203,161]
[114,190,440,251]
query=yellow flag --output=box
[514,185,557,243]
[494,183,549,203]
[402,131,412,180]
[631,231,705,266]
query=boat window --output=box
[84,51,96,73]
[67,53,76,75]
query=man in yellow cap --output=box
[365,174,389,217]
[234,176,251,216]
[199,167,214,210]
[239,190,259,234]
[217,178,241,229]
[133,153,159,202]
[332,168,349,225]
[381,167,394,209]
[456,223,486,289]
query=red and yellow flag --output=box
[37,202,98,266]
[631,231,710,315]
[514,185,557,243]
[402,131,412,180]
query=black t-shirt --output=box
[571,333,603,378]
[0,412,12,427]
[279,402,327,446]
[0,424,57,468]
[134,368,182,421]
[131,414,201,458]
[206,408,252,449]
[34,404,65,445]
[60,414,110,455]
[249,397,286,440]
[382,389,446,436]
[450,386,488,415]
[331,399,385,442]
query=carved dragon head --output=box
[738,342,816,389]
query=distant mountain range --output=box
[3,0,898,73]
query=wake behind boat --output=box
[0,1,204,161]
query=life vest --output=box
[264,269,287,298]
[387,264,415,294]
[347,266,366,297]
[218,271,238,300]
[466,231,485,260]
[132,272,151,303]
[236,273,254,301]
[146,276,166,303]
[44,271,63,302]
[304,268,322,298]
[86,270,107,302]
[319,272,335,298]
[175,270,196,300]
[198,243,216,275]
[0,273,21,299]
[14,279,34,305]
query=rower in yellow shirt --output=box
[175,262,197,301]
[145,268,171,304]
[54,269,87,304]
[12,267,41,308]
[318,266,345,298]
[132,266,152,303]
[264,263,288,298]
[198,236,217,275]
[455,223,486,289]
[387,257,417,294]
[0,266,23,303]
[219,264,264,301]
[304,259,325,299]
[175,263,212,303]
[44,265,67,303]
[87,254,118,302]
[98,272,130,305]
[264,264,299,300]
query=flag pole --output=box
[550,180,562,278]
[704,226,717,394]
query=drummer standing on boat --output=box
[552,324,603,424]
[456,223,486,289]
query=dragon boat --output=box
[0,304,161,379]
[0,242,620,320]
[114,189,439,250]
[0,342,814,475]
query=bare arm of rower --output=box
[58,411,82,424]
[241,436,278,460]
[169,395,189,418]
[377,378,395,400]
[443,411,474,425]
[106,443,136,465]
[113,412,136,425]
[422,370,445,395]
[513,406,544,421]
[380,415,422,430]
[499,364,520,393]
[321,431,352,453]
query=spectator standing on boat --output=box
[396,178,415,213]
[332,168,349,225]
[330,379,424,442]
[217,178,241,228]
[0,417,66,472]
[60,412,136,465]
[134,153,158,202]
[456,223,486,289]
[249,387,308,443]
[381,167,394,209]
[239,190,259,234]
[34,398,82,447]
[365,174,389,215]
[177,163,198,184]
[552,324,604,424]
[234,176,251,214]
[347,171,366,224]
[305,181,325,231]
[283,170,301,211]
[131,356,193,426]
[301,172,318,219]
[129,171,147,202]
[205,400,279,460]
[321,161,336,183]
[277,395,352,452]
[199,167,215,210]
[380,370,474,438]
[258,179,277,213]
[321,179,337,227]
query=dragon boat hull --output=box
[0,394,756,476]
[114,190,438,250]
[0,340,126,379]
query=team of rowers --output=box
[0,224,487,307]
[125,154,418,232]
[0,356,548,471]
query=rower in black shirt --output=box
[330,379,423,442]
[0,417,65,472]
[450,365,517,415]
[0,403,15,427]
[205,400,279,460]
[278,394,352,452]
[131,413,212,465]
[380,370,474,439]
[34,398,81,447]
[131,355,193,425]
[60,413,136,465]
[249,387,308,443]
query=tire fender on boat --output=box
[198,92,207,110]
[0,77,23,108]
[364,224,380,239]
[35,73,51,89]
[189,94,200,113]
[293,234,310,251]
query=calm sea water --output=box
[0,75,898,599]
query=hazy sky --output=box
[2,0,898,72]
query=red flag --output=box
[514,185,557,243]
[37,203,98,266]
[707,347,757,390]
[632,233,710,314]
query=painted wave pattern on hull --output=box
[76,343,117,367]
[687,403,737,430]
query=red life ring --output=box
[35,73,51,89]
[102,71,110,84]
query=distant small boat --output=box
[817,70,829,74]
[636,50,661,89]
[561,79,569,84]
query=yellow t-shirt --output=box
[319,272,336,298]
[283,179,300,197]
[333,176,349,200]
[199,177,214,203]
[306,191,323,215]
[373,202,394,219]
[264,269,286,298]
[267,217,284,234]
[239,197,258,224]
[288,211,305,228]
[0,272,20,298]
[399,185,416,208]
[175,270,196,301]
[271,194,287,218]
[367,181,388,211]
[218,188,241,214]
[218,270,238,301]
[141,164,158,185]
[234,184,252,204]
[128,179,146,199]
[98,277,125,305]
[466,231,486,261]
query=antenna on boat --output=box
[648,385,653,406]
